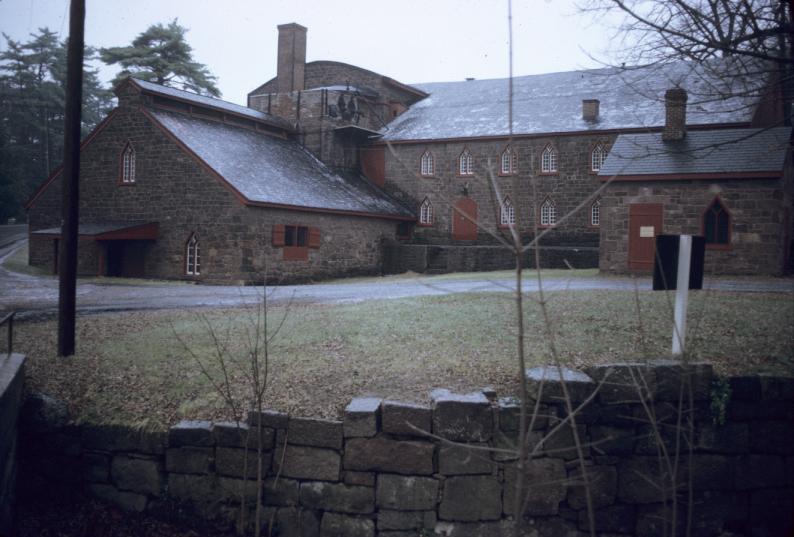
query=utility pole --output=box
[57,0,85,357]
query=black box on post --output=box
[653,235,705,291]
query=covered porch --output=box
[30,222,159,278]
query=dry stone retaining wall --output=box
[18,362,794,537]
[0,353,25,534]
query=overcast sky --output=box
[0,0,623,105]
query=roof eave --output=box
[245,199,415,221]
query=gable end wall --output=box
[27,101,397,282]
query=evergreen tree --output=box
[0,29,113,221]
[100,20,220,97]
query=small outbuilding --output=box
[598,89,792,274]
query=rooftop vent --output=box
[583,99,599,122]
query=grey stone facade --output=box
[18,363,794,537]
[599,177,794,275]
[27,85,403,284]
[379,135,611,247]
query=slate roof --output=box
[381,59,765,141]
[130,79,291,130]
[598,127,791,177]
[148,109,413,218]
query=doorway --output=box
[452,198,478,241]
[628,203,663,271]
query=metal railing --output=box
[1,311,14,356]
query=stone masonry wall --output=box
[27,91,399,284]
[0,353,26,534]
[18,362,794,537]
[380,134,613,248]
[383,242,598,274]
[251,61,422,111]
[599,178,792,275]
[250,88,384,175]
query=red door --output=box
[452,198,478,241]
[628,203,663,271]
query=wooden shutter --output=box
[272,224,285,247]
[308,227,321,248]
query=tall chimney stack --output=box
[276,23,307,93]
[662,87,688,141]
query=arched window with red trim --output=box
[419,198,433,225]
[186,233,200,275]
[420,150,434,176]
[500,146,516,175]
[459,148,474,175]
[541,144,557,173]
[703,198,731,246]
[500,197,515,226]
[540,198,556,227]
[121,142,136,184]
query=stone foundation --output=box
[18,362,794,537]
[383,242,598,274]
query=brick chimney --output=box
[276,23,307,93]
[582,99,599,121]
[662,87,688,141]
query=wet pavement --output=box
[1,240,791,318]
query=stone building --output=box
[598,95,792,275]
[26,78,413,283]
[367,61,789,274]
[26,22,792,281]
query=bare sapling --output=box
[171,266,292,536]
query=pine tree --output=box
[100,20,220,97]
[0,29,113,221]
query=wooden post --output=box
[57,0,85,357]
[671,234,692,355]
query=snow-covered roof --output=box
[130,78,290,129]
[148,109,413,218]
[382,59,765,141]
[599,127,791,177]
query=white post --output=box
[672,235,692,356]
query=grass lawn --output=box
[16,288,793,427]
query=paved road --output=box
[1,239,791,317]
[0,224,27,248]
